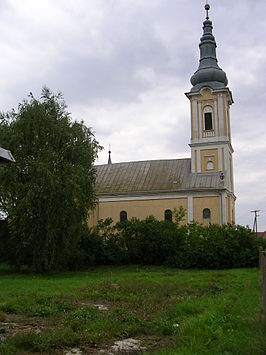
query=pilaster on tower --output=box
[185,4,234,196]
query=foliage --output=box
[173,206,186,225]
[78,213,265,269]
[0,219,9,262]
[173,222,263,269]
[0,88,101,272]
[117,216,182,265]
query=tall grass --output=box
[0,265,265,354]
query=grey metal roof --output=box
[0,147,15,164]
[95,158,222,195]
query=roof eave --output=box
[185,87,234,104]
[96,187,226,198]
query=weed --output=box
[151,318,178,336]
[0,310,6,321]
[0,342,16,355]
[33,297,74,316]
[11,331,53,352]
[67,306,100,331]
[0,297,30,314]
[0,266,264,354]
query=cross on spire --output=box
[190,1,228,92]
[108,144,112,165]
[205,3,210,20]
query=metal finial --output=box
[108,144,112,165]
[205,3,210,19]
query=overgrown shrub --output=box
[171,223,263,269]
[117,216,182,265]
[2,212,266,271]
[0,219,9,261]
[79,217,265,269]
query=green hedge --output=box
[1,216,266,271]
[72,217,266,270]
[0,219,9,262]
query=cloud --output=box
[0,0,265,229]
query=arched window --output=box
[120,210,127,222]
[164,209,172,222]
[203,106,213,131]
[203,208,211,219]
[206,161,214,170]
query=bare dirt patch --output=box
[0,313,49,340]
[78,300,110,311]
[84,335,173,354]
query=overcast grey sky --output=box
[0,0,265,230]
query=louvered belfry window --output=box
[204,112,213,130]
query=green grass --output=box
[0,265,265,354]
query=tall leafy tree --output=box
[0,88,102,272]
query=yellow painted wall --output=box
[190,89,232,140]
[89,198,188,227]
[223,94,227,136]
[193,196,220,225]
[199,90,217,139]
[191,99,200,141]
[190,100,193,138]
[200,148,218,172]
[229,153,234,193]
[88,209,97,227]
[232,199,235,224]
[222,148,225,170]
[226,195,230,223]
[227,107,231,142]
[226,194,235,224]
[200,88,216,101]
[190,89,218,140]
[195,150,198,172]
[89,195,223,227]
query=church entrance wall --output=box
[89,197,188,226]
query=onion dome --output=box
[190,4,228,92]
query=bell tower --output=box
[186,4,235,222]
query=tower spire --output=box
[108,145,112,165]
[190,3,228,92]
[185,3,235,225]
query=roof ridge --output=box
[95,157,191,167]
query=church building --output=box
[89,4,236,226]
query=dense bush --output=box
[117,216,183,265]
[1,214,266,271]
[80,217,266,270]
[172,223,264,269]
[0,219,9,262]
